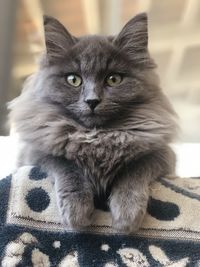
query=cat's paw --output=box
[112,207,146,233]
[110,199,147,233]
[58,192,94,228]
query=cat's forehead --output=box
[70,35,127,73]
[76,36,113,57]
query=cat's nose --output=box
[85,99,101,110]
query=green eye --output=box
[106,74,123,87]
[65,74,82,87]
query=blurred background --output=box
[0,0,200,142]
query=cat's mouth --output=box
[81,108,100,117]
[78,110,107,128]
[82,112,101,121]
[66,106,113,128]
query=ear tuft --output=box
[43,15,52,26]
[114,13,149,65]
[43,15,76,63]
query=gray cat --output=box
[9,13,178,232]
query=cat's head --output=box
[38,13,156,128]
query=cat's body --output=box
[9,13,177,232]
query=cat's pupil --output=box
[111,76,116,83]
[68,75,76,84]
[106,74,122,86]
[66,74,82,87]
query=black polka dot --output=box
[29,167,47,180]
[25,188,50,212]
[147,197,180,221]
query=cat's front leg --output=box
[109,147,175,233]
[109,170,149,233]
[40,156,94,228]
[55,160,94,228]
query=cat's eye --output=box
[65,74,82,87]
[106,74,123,87]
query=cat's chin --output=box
[79,114,107,128]
[75,110,113,128]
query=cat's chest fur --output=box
[66,130,134,191]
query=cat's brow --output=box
[79,52,124,75]
[68,58,81,70]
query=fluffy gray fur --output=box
[9,13,178,232]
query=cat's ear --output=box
[114,13,149,65]
[43,15,76,63]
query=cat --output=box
[9,13,178,232]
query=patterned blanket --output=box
[0,166,199,266]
